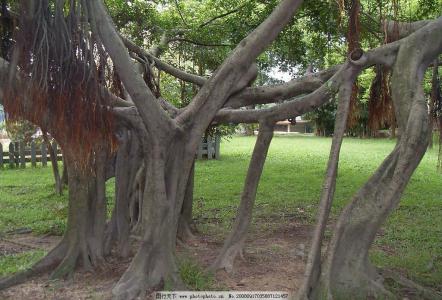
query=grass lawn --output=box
[0,135,441,289]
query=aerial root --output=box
[381,269,442,300]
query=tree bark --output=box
[210,121,274,272]
[0,144,109,289]
[50,146,109,278]
[177,160,196,242]
[303,18,442,299]
[298,61,358,297]
[43,133,62,195]
[111,141,188,299]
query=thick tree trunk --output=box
[112,142,188,299]
[50,147,109,278]
[105,129,141,257]
[0,145,109,289]
[210,122,274,272]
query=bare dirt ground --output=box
[0,221,311,300]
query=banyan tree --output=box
[0,0,441,299]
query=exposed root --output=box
[177,220,196,243]
[49,246,80,280]
[381,269,442,300]
[209,243,244,273]
[0,241,66,290]
[307,268,395,300]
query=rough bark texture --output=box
[50,146,108,279]
[177,160,196,242]
[298,57,360,297]
[105,129,141,257]
[210,121,274,273]
[88,0,304,298]
[302,17,442,300]
[0,145,109,289]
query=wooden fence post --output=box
[14,142,19,168]
[9,143,14,168]
[41,143,47,166]
[19,141,26,168]
[207,136,213,160]
[197,138,203,159]
[31,141,36,167]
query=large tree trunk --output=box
[111,138,194,299]
[0,145,109,289]
[210,122,274,272]
[50,146,108,278]
[105,129,141,257]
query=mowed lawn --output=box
[0,135,441,289]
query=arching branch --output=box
[87,0,178,140]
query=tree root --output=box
[209,242,244,273]
[177,220,196,243]
[0,233,108,291]
[0,237,45,251]
[381,269,442,300]
[0,241,66,290]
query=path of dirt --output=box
[0,221,311,299]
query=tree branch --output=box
[122,36,206,86]
[214,40,402,124]
[199,5,245,28]
[87,0,178,139]
[176,0,305,132]
[225,65,339,108]
[170,37,233,47]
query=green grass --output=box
[179,257,216,290]
[0,250,46,276]
[0,135,441,288]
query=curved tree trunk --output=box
[210,121,274,272]
[303,21,441,299]
[298,67,356,297]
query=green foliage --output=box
[4,120,38,143]
[304,101,337,136]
